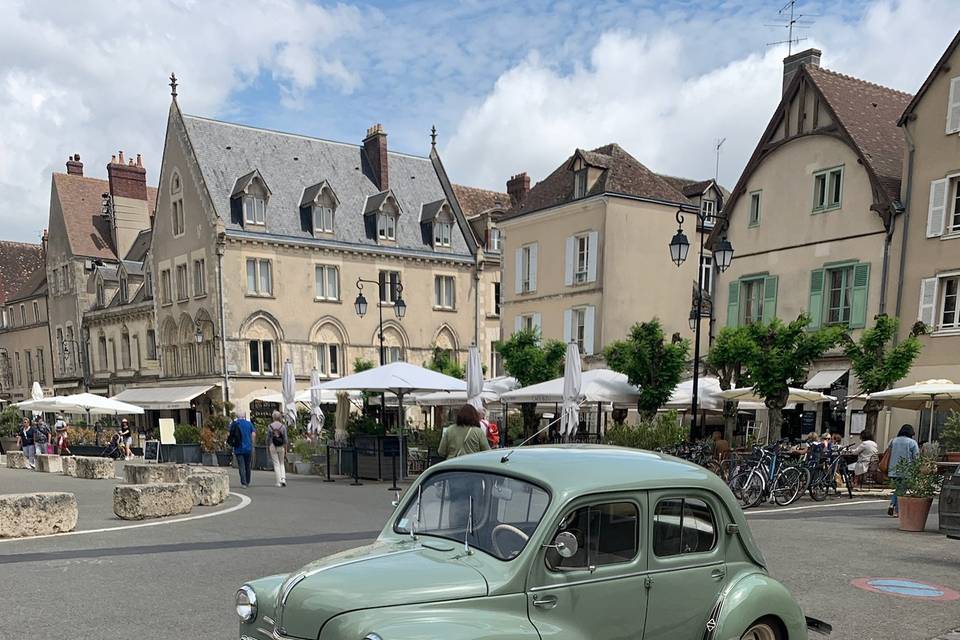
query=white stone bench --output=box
[62,456,77,477]
[5,451,29,469]
[36,454,63,473]
[74,456,115,479]
[185,471,230,506]
[123,462,181,485]
[113,483,193,520]
[0,492,78,538]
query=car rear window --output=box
[652,497,717,557]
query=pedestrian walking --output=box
[16,418,37,468]
[711,430,731,461]
[438,405,490,459]
[886,424,920,517]
[55,422,71,456]
[34,416,51,455]
[119,419,134,460]
[228,413,256,488]
[267,411,288,487]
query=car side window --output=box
[546,501,639,571]
[652,497,717,557]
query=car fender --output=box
[709,572,808,640]
[319,593,540,640]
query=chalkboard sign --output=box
[800,410,817,434]
[143,439,160,463]
[382,436,402,458]
[250,399,279,423]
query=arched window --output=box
[312,321,346,378]
[241,314,281,375]
[120,327,131,369]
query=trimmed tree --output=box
[604,319,690,419]
[744,315,844,442]
[424,346,465,379]
[842,314,923,434]
[706,326,757,442]
[496,329,566,438]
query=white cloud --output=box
[443,0,960,193]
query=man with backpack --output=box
[228,413,256,488]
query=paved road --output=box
[1,465,958,640]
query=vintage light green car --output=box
[237,445,829,640]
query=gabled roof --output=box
[0,240,44,305]
[899,29,960,125]
[452,184,508,218]
[419,198,449,223]
[299,180,340,208]
[230,168,271,197]
[363,189,401,215]
[124,229,152,262]
[95,263,119,283]
[502,143,697,220]
[5,265,47,304]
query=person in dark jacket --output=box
[229,413,256,488]
[16,418,37,468]
[887,424,920,517]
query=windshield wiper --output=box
[464,495,474,556]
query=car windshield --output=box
[395,470,550,561]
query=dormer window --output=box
[230,169,271,228]
[314,207,334,233]
[420,199,454,250]
[300,181,340,236]
[434,221,452,247]
[489,228,502,253]
[378,213,396,240]
[119,272,129,304]
[96,277,106,308]
[244,196,266,225]
[700,199,716,227]
[364,190,402,243]
[574,169,587,199]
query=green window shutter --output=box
[761,275,778,324]
[726,281,741,327]
[808,269,825,328]
[849,262,871,328]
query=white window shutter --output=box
[514,247,523,294]
[927,179,948,238]
[564,236,575,286]
[514,315,523,334]
[529,243,538,292]
[587,231,599,282]
[947,77,960,134]
[563,309,573,343]
[533,312,542,332]
[583,306,596,355]
[919,278,938,327]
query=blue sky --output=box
[1,0,958,242]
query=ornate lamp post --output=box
[354,277,406,428]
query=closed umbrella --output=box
[281,359,297,430]
[309,368,325,438]
[867,379,960,442]
[466,345,484,411]
[335,391,350,444]
[30,381,43,418]
[560,342,582,438]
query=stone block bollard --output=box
[36,454,63,473]
[185,471,230,506]
[5,451,28,469]
[61,456,77,477]
[123,462,180,485]
[113,483,194,520]
[74,456,115,479]
[0,492,78,538]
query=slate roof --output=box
[124,229,152,262]
[0,241,44,305]
[52,173,158,260]
[502,143,700,220]
[181,115,473,257]
[452,184,508,217]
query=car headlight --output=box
[236,585,257,623]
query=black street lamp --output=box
[669,200,734,438]
[355,277,406,428]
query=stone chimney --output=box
[106,152,150,259]
[363,124,389,191]
[507,172,531,207]
[66,154,83,176]
[783,48,821,95]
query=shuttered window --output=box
[946,76,960,134]
[809,263,870,329]
[927,178,949,238]
[563,306,596,355]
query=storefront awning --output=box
[111,385,215,410]
[803,369,847,390]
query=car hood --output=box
[275,540,488,639]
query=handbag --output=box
[878,446,892,474]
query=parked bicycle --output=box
[729,441,807,508]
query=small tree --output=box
[604,319,689,419]
[744,315,844,442]
[706,326,757,442]
[842,314,923,434]
[496,329,566,438]
[424,346,465,379]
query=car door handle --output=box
[711,568,726,581]
[532,594,558,609]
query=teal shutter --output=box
[762,275,778,324]
[808,269,825,328]
[849,263,871,328]
[726,281,741,327]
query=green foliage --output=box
[505,412,525,446]
[706,326,756,390]
[348,414,384,436]
[424,346,465,379]
[174,423,201,444]
[0,406,21,437]
[291,438,323,458]
[199,426,224,453]
[353,357,375,373]
[893,455,942,498]
[495,329,566,387]
[942,412,960,452]
[603,411,687,451]
[842,314,922,394]
[254,418,270,446]
[604,319,689,417]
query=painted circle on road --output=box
[852,578,960,601]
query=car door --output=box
[526,494,648,640]
[642,490,727,640]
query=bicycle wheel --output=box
[772,466,804,506]
[734,470,765,509]
[809,473,828,501]
[841,469,854,499]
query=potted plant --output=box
[165,423,202,464]
[206,404,236,466]
[942,412,960,463]
[893,455,943,532]
[253,419,273,471]
[199,426,219,466]
[0,406,20,454]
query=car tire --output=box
[740,617,783,640]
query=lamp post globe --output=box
[354,292,368,317]
[714,237,734,272]
[688,309,699,332]
[669,229,690,267]
[394,296,407,319]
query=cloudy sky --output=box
[1,0,958,243]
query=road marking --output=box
[746,499,887,515]
[0,492,252,544]
[852,578,960,602]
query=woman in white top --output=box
[848,430,879,485]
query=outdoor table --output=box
[936,461,959,476]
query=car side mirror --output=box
[391,489,401,508]
[544,531,579,558]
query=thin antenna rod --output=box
[765,0,815,54]
[500,402,585,464]
[714,138,726,182]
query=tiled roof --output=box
[4,260,47,304]
[0,241,44,305]
[806,66,912,202]
[52,173,157,260]
[181,114,473,257]
[452,184,508,217]
[502,143,696,220]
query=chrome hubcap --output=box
[742,623,777,640]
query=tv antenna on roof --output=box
[765,0,816,56]
[714,138,726,183]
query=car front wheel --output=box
[740,618,783,640]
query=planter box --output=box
[201,452,218,466]
[253,445,273,471]
[898,496,934,532]
[159,444,202,465]
[353,435,407,481]
[0,436,18,455]
[69,445,106,457]
[216,451,234,467]
[293,461,312,475]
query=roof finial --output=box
[169,72,178,101]
[430,125,437,148]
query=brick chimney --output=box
[507,172,530,207]
[65,154,83,176]
[363,124,389,191]
[106,152,150,259]
[106,151,148,201]
[783,48,821,95]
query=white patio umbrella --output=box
[281,359,297,428]
[666,377,770,413]
[867,379,960,442]
[560,342,582,438]
[309,368,325,437]
[16,393,144,416]
[465,345,484,411]
[334,391,350,444]
[250,388,359,405]
[30,381,44,417]
[713,386,836,405]
[501,369,640,405]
